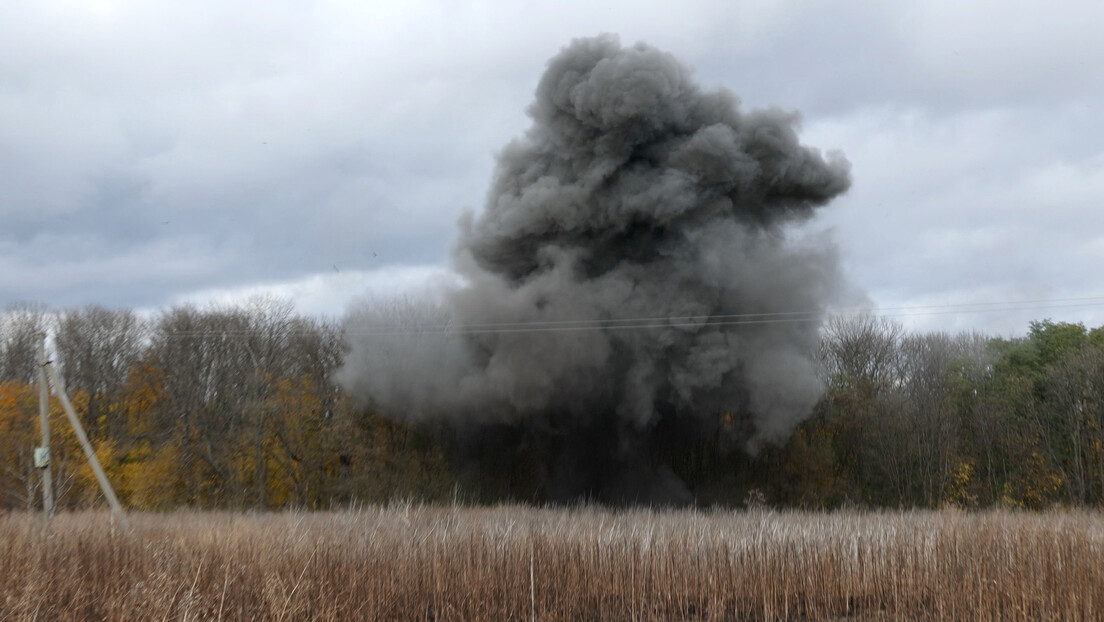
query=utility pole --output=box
[36,334,127,529]
[35,333,54,518]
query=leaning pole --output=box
[38,334,127,528]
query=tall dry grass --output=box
[0,505,1102,620]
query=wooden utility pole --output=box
[37,335,127,528]
[36,334,54,518]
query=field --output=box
[1,506,1103,621]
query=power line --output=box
[33,295,1104,338]
[342,296,1104,336]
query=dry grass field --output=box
[1,505,1103,621]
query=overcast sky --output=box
[3,0,1103,335]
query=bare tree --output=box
[897,332,985,506]
[148,298,313,507]
[817,314,909,505]
[54,306,146,440]
[819,314,904,392]
[0,304,50,384]
[1043,344,1104,504]
[266,315,347,507]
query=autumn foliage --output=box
[4,301,1104,511]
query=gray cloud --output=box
[0,0,1102,339]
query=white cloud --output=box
[168,265,459,319]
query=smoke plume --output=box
[339,35,851,504]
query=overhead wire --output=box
[122,295,1104,337]
[340,295,1104,336]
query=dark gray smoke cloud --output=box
[339,35,851,504]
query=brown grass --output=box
[1,505,1102,620]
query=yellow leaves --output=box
[0,380,36,445]
[69,437,120,508]
[0,377,165,510]
[1017,451,1065,509]
[999,482,1022,509]
[943,460,975,508]
[119,441,183,510]
[1,360,424,509]
[257,374,324,506]
[0,379,61,457]
[121,363,164,422]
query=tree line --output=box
[2,300,1104,510]
[0,299,451,511]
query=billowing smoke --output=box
[339,35,851,504]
